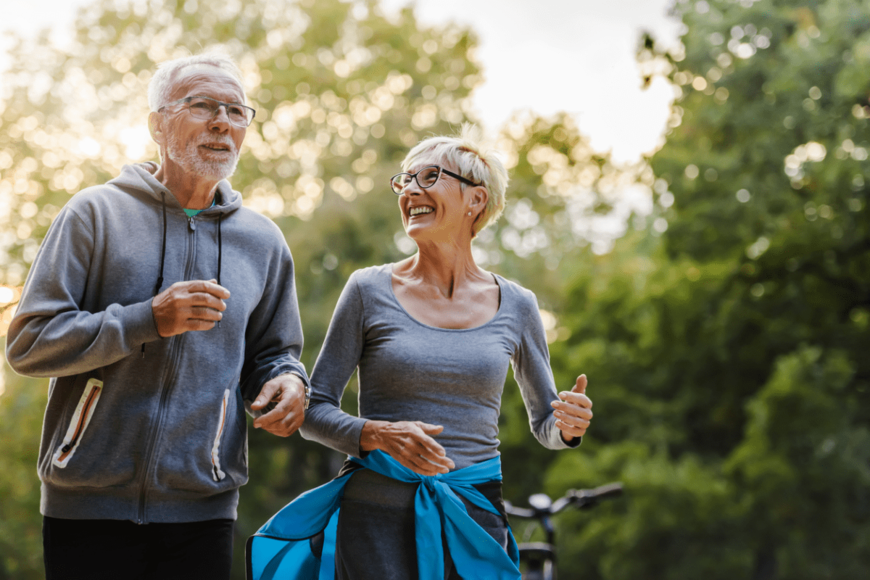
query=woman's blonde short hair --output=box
[401,124,509,237]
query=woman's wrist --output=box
[359,420,385,452]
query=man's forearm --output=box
[6,300,161,378]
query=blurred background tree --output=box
[1,0,867,578]
[541,0,870,578]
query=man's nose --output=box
[208,106,231,130]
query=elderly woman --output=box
[247,127,593,580]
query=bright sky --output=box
[1,0,680,163]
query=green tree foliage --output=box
[0,356,45,580]
[537,0,870,578]
[0,0,629,577]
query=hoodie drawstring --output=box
[143,192,168,356]
[216,213,222,328]
[217,213,222,287]
[155,192,168,296]
[141,191,225,354]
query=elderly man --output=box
[6,53,308,579]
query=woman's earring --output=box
[467,211,472,216]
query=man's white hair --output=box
[402,124,509,237]
[148,52,246,112]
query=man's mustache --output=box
[193,133,238,155]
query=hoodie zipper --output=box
[135,214,198,524]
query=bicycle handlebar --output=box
[572,482,624,504]
[505,482,623,519]
[504,504,537,518]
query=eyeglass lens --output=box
[188,97,251,126]
[391,167,441,193]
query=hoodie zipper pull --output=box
[188,216,196,231]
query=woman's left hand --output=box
[551,374,592,443]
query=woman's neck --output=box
[403,241,484,299]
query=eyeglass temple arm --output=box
[441,168,480,187]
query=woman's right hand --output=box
[359,420,455,476]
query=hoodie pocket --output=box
[210,388,230,482]
[52,378,103,468]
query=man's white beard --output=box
[166,132,239,181]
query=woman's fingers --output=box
[553,393,592,429]
[552,401,593,421]
[553,375,593,438]
[381,421,454,475]
[401,435,452,473]
[555,418,587,438]
[415,442,454,471]
[392,443,447,475]
[557,374,591,408]
[558,390,592,409]
[404,453,445,476]
[416,421,444,436]
[554,410,591,429]
[551,398,593,419]
[360,420,455,475]
[413,422,453,465]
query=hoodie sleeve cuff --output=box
[264,362,310,388]
[123,299,162,347]
[548,415,582,449]
[340,415,369,458]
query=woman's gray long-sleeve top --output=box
[300,264,578,469]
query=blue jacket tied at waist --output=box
[247,450,520,580]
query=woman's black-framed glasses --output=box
[389,165,481,195]
[158,95,256,128]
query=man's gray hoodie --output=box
[6,163,308,524]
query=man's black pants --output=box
[43,516,234,580]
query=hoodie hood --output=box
[108,163,244,215]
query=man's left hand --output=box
[250,374,306,437]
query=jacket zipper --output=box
[135,214,198,524]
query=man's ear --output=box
[148,112,163,144]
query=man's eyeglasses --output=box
[390,165,481,195]
[159,96,256,128]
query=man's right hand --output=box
[359,420,455,476]
[151,279,230,337]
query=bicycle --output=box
[504,483,624,580]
